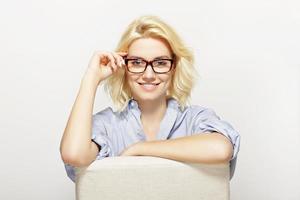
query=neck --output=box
[137,98,168,125]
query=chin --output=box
[133,93,159,101]
[132,88,161,100]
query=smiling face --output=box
[125,37,175,102]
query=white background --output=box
[0,0,299,199]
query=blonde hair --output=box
[101,15,199,112]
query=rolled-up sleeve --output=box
[64,108,113,183]
[190,106,241,180]
[90,110,113,160]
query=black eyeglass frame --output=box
[123,56,176,74]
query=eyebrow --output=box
[126,55,171,59]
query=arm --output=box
[60,51,127,167]
[59,70,101,167]
[121,132,233,164]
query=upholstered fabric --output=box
[74,156,230,200]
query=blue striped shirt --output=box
[64,97,241,182]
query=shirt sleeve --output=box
[63,108,114,183]
[190,106,241,180]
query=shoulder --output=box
[94,106,113,116]
[93,107,116,122]
[184,104,219,119]
[168,98,218,121]
[93,106,127,123]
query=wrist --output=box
[133,141,147,156]
[82,68,103,86]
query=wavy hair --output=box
[101,15,199,112]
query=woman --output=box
[60,15,240,183]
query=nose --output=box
[142,64,156,80]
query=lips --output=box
[137,82,160,91]
[138,82,160,85]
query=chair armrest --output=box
[74,156,230,200]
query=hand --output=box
[85,51,128,84]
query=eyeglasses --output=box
[123,57,174,74]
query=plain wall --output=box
[0,0,299,199]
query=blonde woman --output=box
[60,15,241,183]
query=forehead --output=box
[128,37,172,59]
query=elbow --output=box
[212,132,234,163]
[60,150,91,167]
[205,133,234,163]
[218,140,234,163]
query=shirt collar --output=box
[128,97,180,111]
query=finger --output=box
[111,52,123,68]
[116,52,128,66]
[98,52,112,64]
[111,52,121,67]
[105,53,118,72]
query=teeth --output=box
[139,83,159,85]
[143,84,155,89]
[139,83,159,91]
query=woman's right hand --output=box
[84,51,128,85]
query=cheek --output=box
[164,79,172,89]
[126,74,138,88]
[161,75,172,85]
[164,76,174,90]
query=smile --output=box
[138,82,160,85]
[138,82,161,91]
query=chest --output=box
[143,125,160,141]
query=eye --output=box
[158,60,168,65]
[130,59,144,65]
[154,60,169,66]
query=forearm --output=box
[60,70,102,163]
[136,133,233,164]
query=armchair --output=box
[74,156,230,200]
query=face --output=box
[125,37,175,102]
